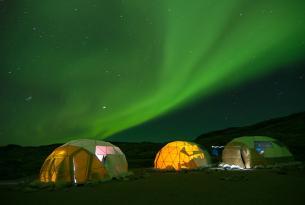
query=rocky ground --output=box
[1,166,305,205]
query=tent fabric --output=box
[154,141,210,170]
[40,145,108,184]
[63,139,123,156]
[62,139,128,178]
[40,139,128,184]
[222,136,293,168]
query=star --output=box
[25,96,33,102]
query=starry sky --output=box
[0,0,305,145]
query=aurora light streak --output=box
[0,0,305,145]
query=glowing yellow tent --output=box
[154,141,210,170]
[40,139,128,184]
[40,145,108,184]
[63,139,128,178]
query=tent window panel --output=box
[255,141,273,154]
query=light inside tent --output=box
[154,141,207,170]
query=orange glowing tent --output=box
[154,141,210,170]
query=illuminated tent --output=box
[222,136,293,169]
[154,141,210,170]
[63,139,128,178]
[40,145,108,184]
[40,139,128,184]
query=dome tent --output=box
[40,145,108,184]
[222,136,293,169]
[40,139,128,184]
[63,139,128,178]
[154,141,211,170]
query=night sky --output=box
[1,0,305,145]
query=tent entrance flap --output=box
[240,148,246,168]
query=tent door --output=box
[240,147,251,168]
[72,150,90,184]
[240,149,246,168]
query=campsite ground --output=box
[1,113,304,204]
[1,167,305,205]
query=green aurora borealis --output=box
[1,0,305,145]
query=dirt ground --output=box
[1,169,305,205]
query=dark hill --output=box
[195,111,305,161]
[0,144,61,180]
